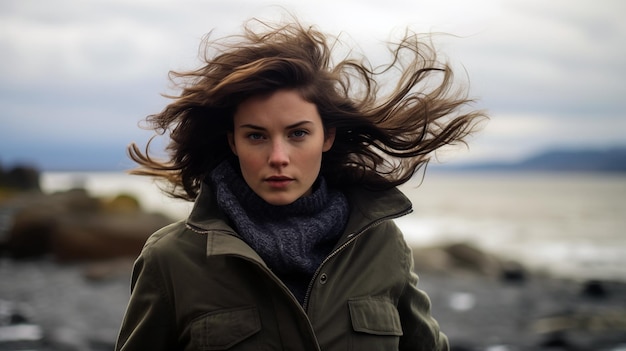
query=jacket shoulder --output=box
[140,220,205,261]
[143,220,186,247]
[342,186,412,236]
[345,186,412,216]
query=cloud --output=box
[443,112,626,164]
[454,0,626,117]
[1,0,625,170]
[1,4,178,85]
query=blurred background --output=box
[1,0,625,350]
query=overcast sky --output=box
[1,0,625,171]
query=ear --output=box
[227,132,238,156]
[322,127,336,152]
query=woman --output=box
[116,18,485,351]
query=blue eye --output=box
[247,133,264,140]
[291,130,308,138]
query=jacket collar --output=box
[186,180,231,233]
[185,180,413,258]
[185,181,265,264]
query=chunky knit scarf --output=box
[210,161,349,304]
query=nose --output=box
[268,140,289,168]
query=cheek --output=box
[300,148,324,170]
[238,153,262,174]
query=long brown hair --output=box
[128,19,487,201]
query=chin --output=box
[261,194,300,206]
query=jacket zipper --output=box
[302,206,413,310]
[235,254,323,351]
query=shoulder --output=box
[343,185,412,222]
[143,220,187,250]
[345,185,414,250]
[341,185,413,255]
[345,185,411,208]
[139,220,206,264]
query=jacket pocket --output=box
[191,306,261,350]
[348,297,403,350]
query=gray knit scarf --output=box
[210,161,349,304]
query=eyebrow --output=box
[237,120,314,130]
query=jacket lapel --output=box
[205,230,267,267]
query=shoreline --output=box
[37,170,626,285]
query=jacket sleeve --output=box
[115,248,177,351]
[397,242,449,351]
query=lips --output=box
[265,176,294,188]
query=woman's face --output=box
[228,89,335,206]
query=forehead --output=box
[233,89,321,126]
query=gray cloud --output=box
[1,0,625,169]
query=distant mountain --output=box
[440,147,626,173]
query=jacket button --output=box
[319,273,328,284]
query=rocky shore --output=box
[0,164,171,350]
[1,165,625,350]
[1,254,625,351]
[416,268,626,351]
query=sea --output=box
[41,171,626,283]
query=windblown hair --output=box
[129,18,486,201]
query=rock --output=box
[49,188,101,213]
[500,260,527,283]
[538,331,572,349]
[0,299,44,349]
[412,246,455,273]
[1,188,173,261]
[103,193,141,214]
[532,308,626,349]
[443,243,502,277]
[0,164,41,192]
[50,212,171,261]
[2,203,58,258]
[412,243,528,280]
[581,280,609,299]
[2,189,105,258]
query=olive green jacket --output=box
[115,183,448,351]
